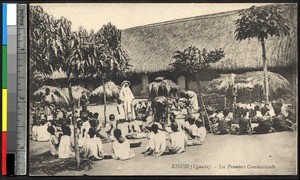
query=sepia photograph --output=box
[28,3,297,176]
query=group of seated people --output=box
[30,100,208,161]
[203,101,296,135]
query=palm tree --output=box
[234,5,290,103]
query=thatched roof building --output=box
[121,3,297,74]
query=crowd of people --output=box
[30,80,296,162]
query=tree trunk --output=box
[102,78,107,125]
[68,81,80,170]
[261,38,269,104]
[195,71,212,134]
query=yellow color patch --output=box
[2,89,7,132]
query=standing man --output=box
[43,87,55,121]
[119,81,135,121]
[184,90,199,114]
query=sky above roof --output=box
[35,3,272,31]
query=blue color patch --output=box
[2,3,7,45]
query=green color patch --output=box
[2,46,7,88]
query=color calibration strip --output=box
[2,3,19,176]
[2,3,8,176]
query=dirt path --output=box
[30,131,297,176]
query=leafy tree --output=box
[171,46,225,133]
[30,6,131,169]
[234,5,290,103]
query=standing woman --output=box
[43,88,55,121]
[119,81,135,121]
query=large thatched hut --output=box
[121,3,297,97]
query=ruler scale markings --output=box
[16,4,27,175]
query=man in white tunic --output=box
[119,81,135,120]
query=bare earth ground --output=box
[29,104,298,176]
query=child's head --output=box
[88,112,93,119]
[240,108,247,117]
[223,108,230,117]
[47,126,55,135]
[93,113,99,119]
[88,128,96,138]
[109,114,115,121]
[189,116,195,125]
[113,129,122,139]
[260,106,270,116]
[151,124,159,134]
[171,122,179,132]
[195,119,204,128]
[274,106,281,116]
[62,125,71,136]
[117,99,122,104]
[40,119,46,126]
[254,105,260,112]
[66,118,71,126]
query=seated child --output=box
[111,129,135,160]
[238,108,251,135]
[285,105,296,131]
[188,119,206,145]
[83,128,104,160]
[168,122,187,154]
[144,111,154,133]
[81,115,91,139]
[272,106,286,132]
[143,124,166,156]
[106,114,117,141]
[31,115,40,141]
[47,126,59,155]
[58,125,75,159]
[253,106,273,134]
[36,119,51,142]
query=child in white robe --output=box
[143,124,166,156]
[83,128,104,160]
[168,122,187,154]
[31,115,39,141]
[58,125,75,159]
[36,119,51,142]
[111,129,135,160]
[106,114,117,141]
[47,126,59,155]
[188,119,206,145]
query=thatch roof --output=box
[205,71,292,100]
[147,78,180,98]
[90,81,120,103]
[121,4,297,73]
[32,86,70,108]
[62,86,90,102]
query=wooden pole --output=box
[195,70,212,134]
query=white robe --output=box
[187,91,199,113]
[119,86,135,120]
[169,131,187,154]
[58,135,75,159]
[36,124,50,142]
[83,137,104,160]
[49,135,58,155]
[112,138,135,160]
[146,131,166,156]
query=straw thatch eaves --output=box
[33,85,70,108]
[121,4,297,73]
[205,71,292,99]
